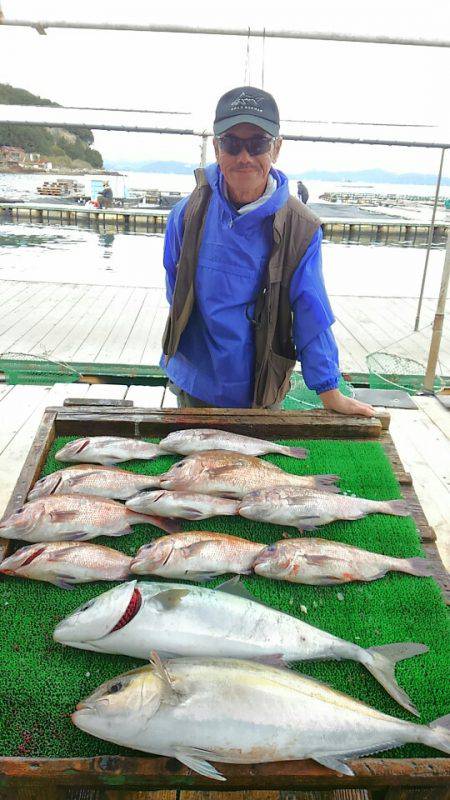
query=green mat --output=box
[0,437,448,761]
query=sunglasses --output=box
[217,134,275,157]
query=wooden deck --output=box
[0,279,449,375]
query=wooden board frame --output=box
[0,402,449,793]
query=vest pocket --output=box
[262,349,296,407]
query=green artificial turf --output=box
[0,436,448,761]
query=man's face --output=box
[213,123,282,203]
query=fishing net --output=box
[366,351,445,395]
[0,351,81,385]
[283,371,354,409]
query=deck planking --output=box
[0,279,449,375]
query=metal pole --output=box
[200,134,208,167]
[1,109,449,149]
[414,147,446,330]
[423,230,450,391]
[1,19,450,47]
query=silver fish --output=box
[159,429,308,459]
[238,486,410,530]
[254,538,434,585]
[126,489,239,519]
[159,450,339,499]
[56,436,167,466]
[0,494,179,542]
[54,579,427,714]
[28,465,161,502]
[72,655,450,781]
[130,531,264,580]
[0,541,132,588]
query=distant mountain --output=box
[299,168,450,186]
[104,160,196,174]
[104,160,450,186]
[0,83,103,169]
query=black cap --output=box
[214,86,280,137]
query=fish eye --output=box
[108,682,123,694]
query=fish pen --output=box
[1,201,449,246]
[0,401,448,796]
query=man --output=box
[161,86,374,417]
[97,181,113,209]
[297,180,309,204]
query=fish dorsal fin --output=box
[206,464,244,477]
[148,588,191,611]
[313,755,354,776]
[149,651,180,705]
[215,576,269,607]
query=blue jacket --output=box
[161,163,340,407]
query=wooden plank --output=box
[140,297,169,365]
[125,384,165,408]
[10,284,89,356]
[161,385,178,408]
[95,288,148,364]
[72,287,135,363]
[330,317,368,373]
[0,280,32,308]
[0,384,90,531]
[35,284,106,359]
[0,283,75,352]
[83,384,129,401]
[415,396,450,440]
[0,757,448,792]
[119,289,163,365]
[0,282,52,326]
[389,408,450,570]
[52,287,118,361]
[51,407,383,440]
[104,792,177,800]
[0,386,51,456]
[0,385,14,403]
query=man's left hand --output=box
[319,388,375,418]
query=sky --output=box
[1,0,450,176]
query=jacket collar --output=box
[204,163,290,222]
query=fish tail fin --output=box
[364,641,428,716]
[149,515,182,534]
[280,445,308,460]
[400,557,434,577]
[421,713,450,753]
[314,475,341,493]
[374,499,410,516]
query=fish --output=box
[54,578,427,714]
[0,541,132,589]
[159,429,308,459]
[72,654,450,781]
[125,489,239,520]
[159,450,339,499]
[55,436,168,466]
[0,495,180,542]
[28,465,161,502]
[130,531,264,580]
[253,538,434,585]
[238,486,410,530]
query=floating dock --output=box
[1,201,449,246]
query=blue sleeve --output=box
[300,328,341,394]
[290,227,341,393]
[163,197,189,303]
